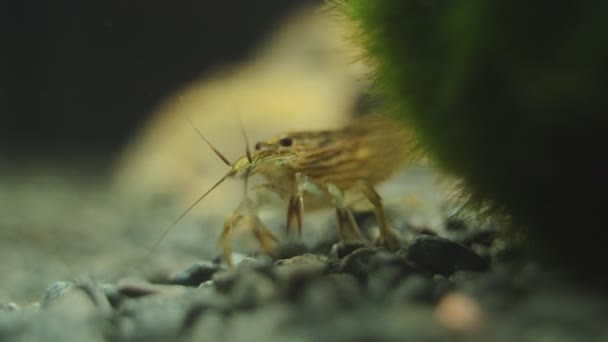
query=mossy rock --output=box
[345,0,608,282]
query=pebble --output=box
[228,270,277,310]
[329,240,368,259]
[211,270,240,294]
[338,247,381,283]
[298,273,363,316]
[339,247,419,285]
[211,257,276,296]
[211,264,278,310]
[367,266,409,301]
[435,292,485,335]
[5,217,605,342]
[275,253,335,272]
[405,234,489,276]
[275,255,335,301]
[117,279,189,298]
[367,253,423,300]
[168,260,226,287]
[116,296,194,340]
[390,274,436,304]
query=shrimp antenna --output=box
[235,112,253,198]
[146,169,236,258]
[183,113,232,167]
[236,112,253,164]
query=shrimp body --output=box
[240,115,413,206]
[216,115,413,264]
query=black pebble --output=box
[405,234,489,276]
[169,261,226,287]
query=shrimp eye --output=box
[254,142,262,150]
[279,137,293,147]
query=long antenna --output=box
[235,110,253,198]
[146,170,236,258]
[236,113,252,164]
[183,113,232,167]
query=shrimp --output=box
[152,115,414,266]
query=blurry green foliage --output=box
[344,0,608,281]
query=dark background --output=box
[1,0,318,157]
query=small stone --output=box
[338,247,416,284]
[338,247,379,283]
[115,293,203,340]
[211,265,277,310]
[168,260,226,287]
[117,279,188,298]
[273,254,335,301]
[367,251,423,300]
[367,255,421,301]
[212,258,275,295]
[368,266,409,301]
[390,274,435,304]
[405,235,489,276]
[229,270,277,309]
[275,253,334,272]
[329,240,368,259]
[211,270,239,294]
[298,273,363,316]
[435,292,485,335]
[373,249,420,271]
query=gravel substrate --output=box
[2,225,608,341]
[1,164,607,341]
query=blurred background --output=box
[0,0,449,303]
[2,0,325,158]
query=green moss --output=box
[344,0,608,281]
